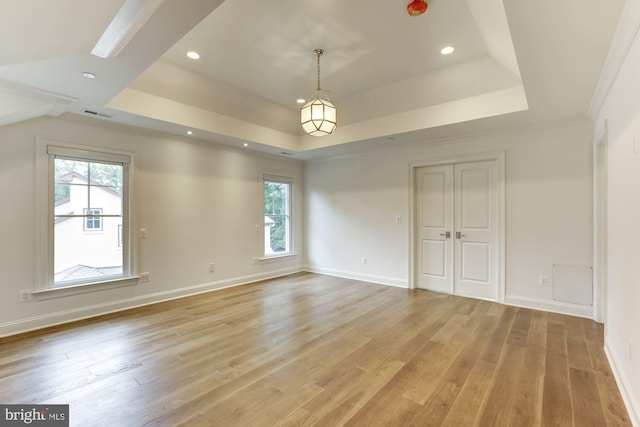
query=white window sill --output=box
[32,276,139,300]
[255,253,297,264]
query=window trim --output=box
[35,138,137,297]
[31,276,139,301]
[262,173,294,259]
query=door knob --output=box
[456,231,465,239]
[440,231,451,238]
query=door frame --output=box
[409,151,506,303]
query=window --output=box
[263,175,292,257]
[84,208,103,231]
[36,140,135,294]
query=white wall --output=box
[305,122,594,316]
[594,6,640,423]
[0,117,304,336]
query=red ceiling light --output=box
[407,0,428,16]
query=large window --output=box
[36,141,135,293]
[263,175,292,257]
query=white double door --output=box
[416,160,499,301]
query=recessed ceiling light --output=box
[82,72,96,79]
[187,130,193,135]
[243,143,249,147]
[441,46,455,55]
[187,51,200,60]
[296,98,306,104]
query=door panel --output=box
[460,242,490,283]
[460,168,490,229]
[421,240,446,277]
[454,161,498,300]
[416,165,453,293]
[420,171,447,227]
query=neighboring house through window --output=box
[35,140,136,294]
[263,174,292,257]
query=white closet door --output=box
[415,160,499,301]
[453,161,498,300]
[415,165,454,293]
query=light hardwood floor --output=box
[0,273,632,426]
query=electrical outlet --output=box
[208,263,215,273]
[538,275,549,287]
[19,290,32,302]
[139,228,148,239]
[395,215,401,224]
[140,272,150,283]
[362,257,367,265]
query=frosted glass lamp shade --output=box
[300,97,337,136]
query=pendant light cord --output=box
[315,49,324,92]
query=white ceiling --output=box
[0,0,626,159]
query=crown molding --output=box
[588,0,640,119]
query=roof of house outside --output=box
[57,172,122,197]
[54,264,122,283]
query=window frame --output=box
[34,138,138,299]
[260,173,294,260]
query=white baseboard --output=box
[605,340,640,427]
[0,267,302,338]
[303,265,408,288]
[296,272,592,317]
[505,295,594,319]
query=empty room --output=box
[0,0,639,426]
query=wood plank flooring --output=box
[0,273,632,426]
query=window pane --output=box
[264,182,274,215]
[53,217,123,286]
[54,183,88,215]
[269,215,289,253]
[274,191,286,215]
[54,159,88,181]
[90,186,122,215]
[264,182,289,215]
[265,182,289,214]
[54,182,71,204]
[88,162,123,191]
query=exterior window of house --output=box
[84,208,103,231]
[263,175,292,257]
[36,140,135,293]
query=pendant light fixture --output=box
[300,49,337,136]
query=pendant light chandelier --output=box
[300,49,337,136]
